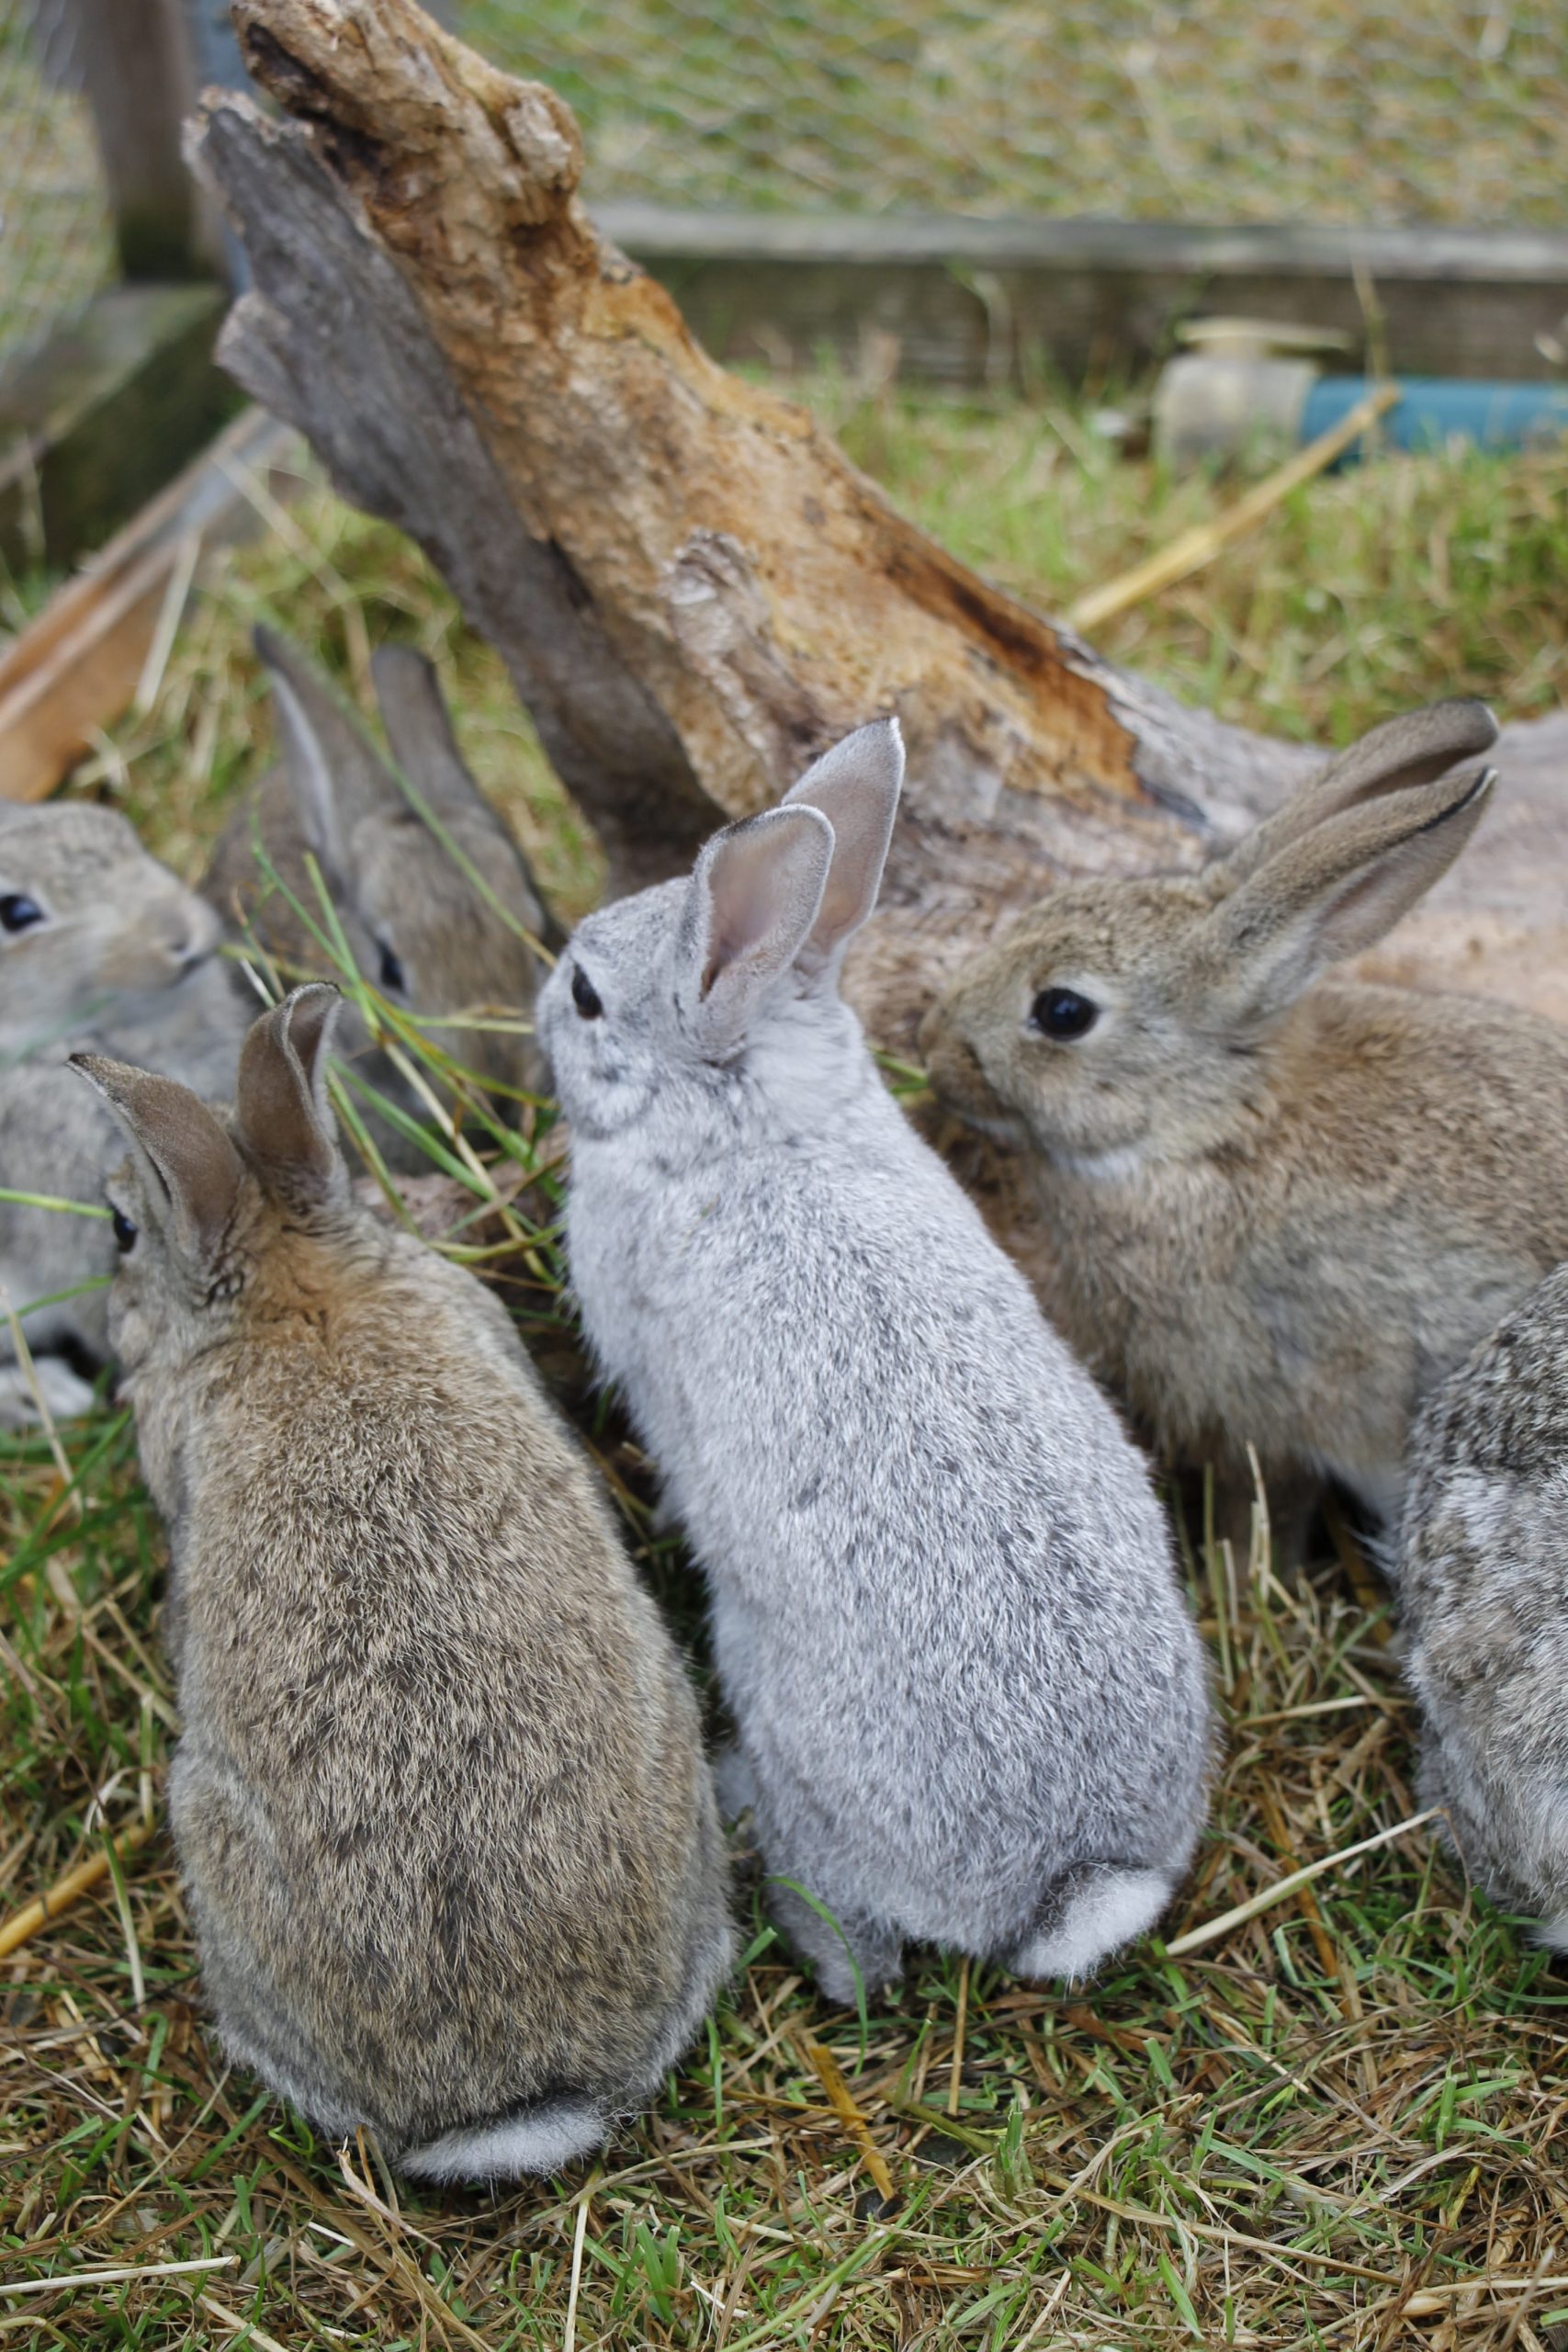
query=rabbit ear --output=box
[371,644,491,822]
[371,640,558,942]
[1202,764,1497,1020]
[677,807,834,1058]
[1224,699,1498,884]
[235,984,344,1204]
[255,626,398,880]
[69,1054,243,1261]
[783,718,903,978]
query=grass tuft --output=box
[3,378,1567,2346]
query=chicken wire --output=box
[1,0,1561,383]
[459,0,1567,225]
[0,0,115,372]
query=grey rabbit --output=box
[73,986,733,2177]
[922,699,1568,1524]
[1395,1260,1568,1949]
[0,799,246,1425]
[538,721,1212,2004]
[205,627,551,1168]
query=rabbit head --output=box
[216,628,548,1105]
[73,984,351,1383]
[538,721,902,1139]
[921,700,1500,1168]
[0,801,223,1061]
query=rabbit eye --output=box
[377,942,407,996]
[111,1206,138,1255]
[1031,987,1099,1041]
[570,963,604,1020]
[0,893,45,934]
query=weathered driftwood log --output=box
[190,0,1568,1065]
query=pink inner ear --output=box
[702,849,794,996]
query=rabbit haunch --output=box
[0,799,248,1427]
[922,698,1568,1522]
[74,987,732,2177]
[540,722,1212,2005]
[1396,1261,1568,1948]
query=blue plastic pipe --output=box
[1302,375,1568,465]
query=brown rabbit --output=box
[205,628,551,1166]
[921,699,1568,1521]
[73,988,733,2178]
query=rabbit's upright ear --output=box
[255,627,397,880]
[1202,764,1497,1021]
[784,718,903,980]
[372,640,556,941]
[676,807,834,1058]
[1224,699,1498,884]
[235,984,344,1205]
[70,1056,243,1261]
[372,644,489,821]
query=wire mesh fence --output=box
[0,0,115,370]
[458,0,1568,226]
[1,0,1563,380]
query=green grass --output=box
[4,379,1568,2346]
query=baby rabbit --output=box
[73,986,732,2178]
[205,627,551,1164]
[922,700,1568,1523]
[538,723,1211,2004]
[0,800,246,1424]
[1395,1260,1568,1947]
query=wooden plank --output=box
[0,281,238,572]
[0,406,299,803]
[595,206,1568,386]
[60,0,218,277]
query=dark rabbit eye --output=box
[1031,987,1099,1041]
[570,963,604,1020]
[111,1206,138,1255]
[377,942,407,995]
[0,893,45,933]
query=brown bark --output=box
[190,0,1568,1053]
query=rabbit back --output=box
[152,1220,729,2155]
[1397,1262,1568,1942]
[570,1047,1210,1962]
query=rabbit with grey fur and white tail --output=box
[1395,1261,1568,1949]
[921,699,1568,1526]
[73,986,733,2179]
[0,799,247,1426]
[205,628,553,1169]
[538,723,1212,2005]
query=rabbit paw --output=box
[767,1877,903,2007]
[0,1357,98,1430]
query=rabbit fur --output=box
[0,799,246,1426]
[920,699,1568,1523]
[204,628,552,1168]
[1394,1261,1568,1948]
[73,986,733,2179]
[538,722,1212,2006]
